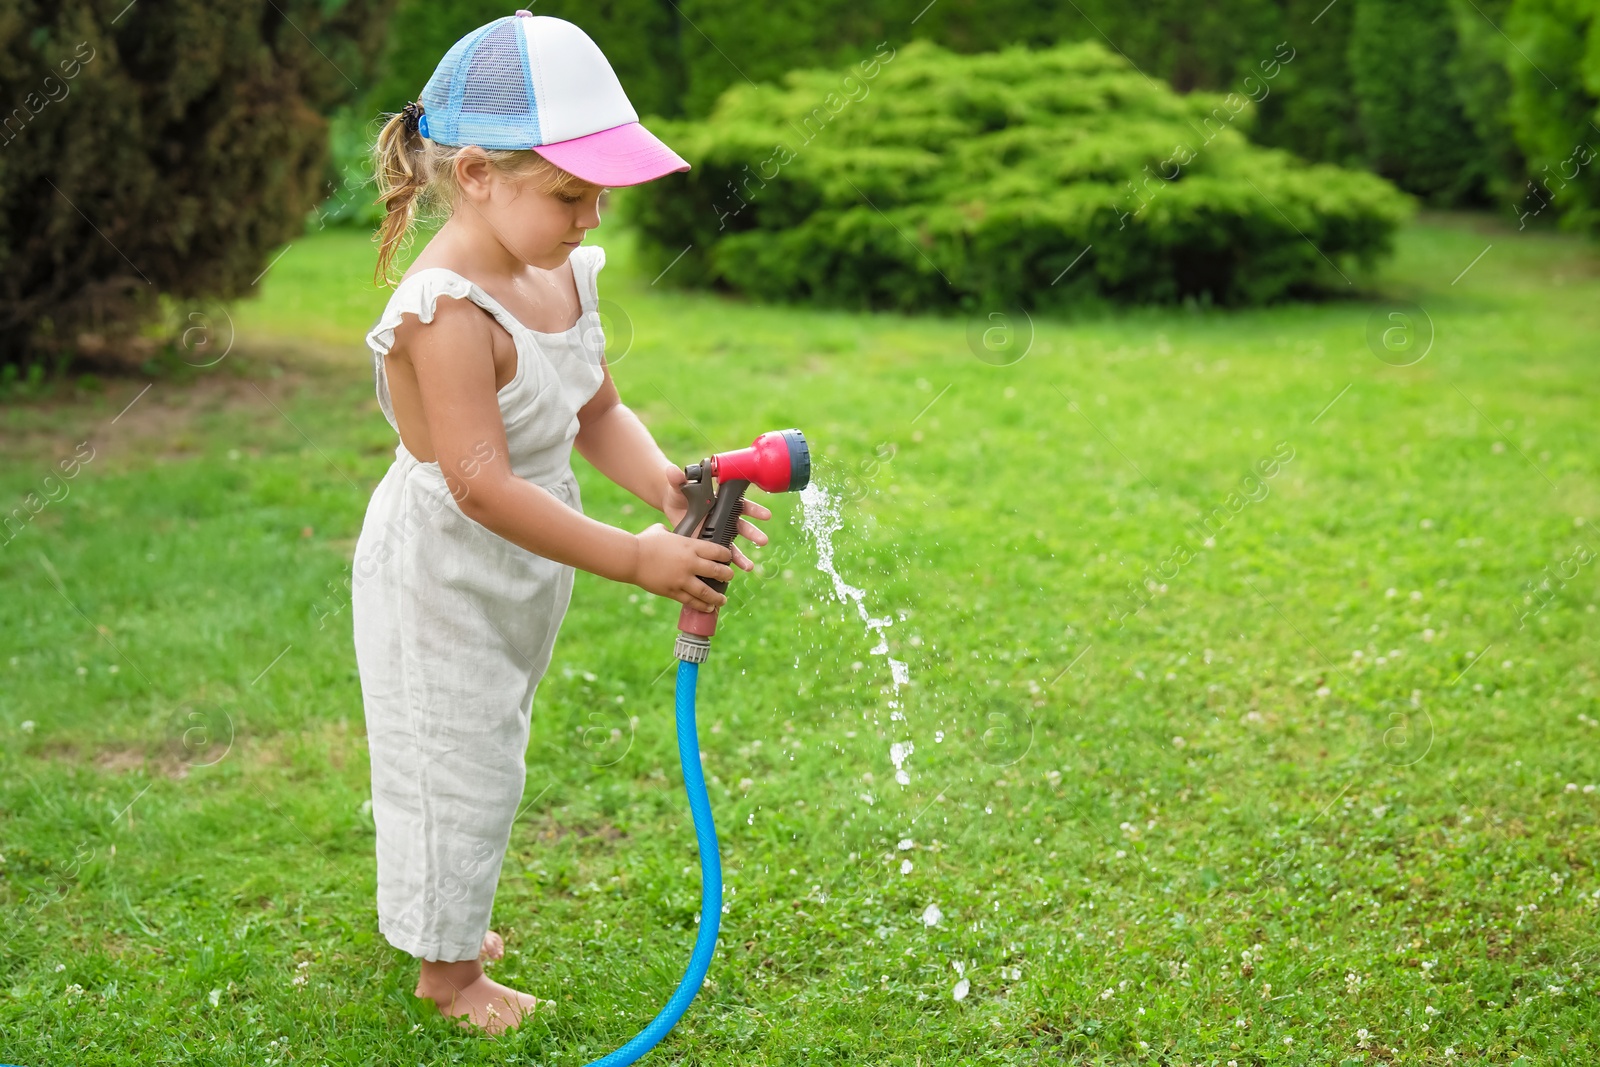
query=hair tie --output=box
[400,101,424,138]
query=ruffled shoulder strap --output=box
[572,244,607,315]
[363,268,527,433]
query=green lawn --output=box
[1,211,1598,1066]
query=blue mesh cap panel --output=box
[418,16,541,149]
[459,17,540,147]
[462,21,527,115]
[418,20,498,145]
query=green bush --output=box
[0,0,396,370]
[1504,0,1600,233]
[1448,0,1528,211]
[1348,0,1492,204]
[628,39,1413,312]
[1247,0,1365,170]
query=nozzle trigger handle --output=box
[672,460,715,538]
[694,478,749,597]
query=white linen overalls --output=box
[351,244,607,961]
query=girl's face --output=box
[499,177,606,269]
[455,150,605,269]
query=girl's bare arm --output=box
[397,296,734,611]
[573,364,679,513]
[574,360,774,570]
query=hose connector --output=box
[674,632,710,663]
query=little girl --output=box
[350,11,769,1035]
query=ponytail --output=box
[371,106,428,287]
[368,102,597,287]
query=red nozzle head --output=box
[712,428,810,492]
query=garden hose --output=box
[583,428,809,1066]
[584,658,718,1067]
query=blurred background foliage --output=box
[625,39,1413,311]
[3,0,1599,370]
[0,0,399,373]
[353,0,1600,218]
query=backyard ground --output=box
[1,211,1597,1065]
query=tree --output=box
[1504,0,1600,233]
[1348,0,1492,204]
[0,0,398,370]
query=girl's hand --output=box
[660,464,771,572]
[632,524,735,613]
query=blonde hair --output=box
[370,107,595,287]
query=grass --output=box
[1,208,1598,1066]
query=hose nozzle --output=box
[673,429,810,656]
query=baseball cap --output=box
[416,10,690,188]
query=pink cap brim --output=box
[530,121,691,188]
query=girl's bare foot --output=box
[415,938,550,1036]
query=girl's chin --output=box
[529,246,578,268]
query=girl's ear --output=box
[454,147,496,202]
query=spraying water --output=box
[798,482,914,784]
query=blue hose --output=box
[585,658,721,1066]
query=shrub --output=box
[1504,0,1600,233]
[628,39,1413,313]
[1448,0,1528,211]
[0,0,396,370]
[1348,0,1493,204]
